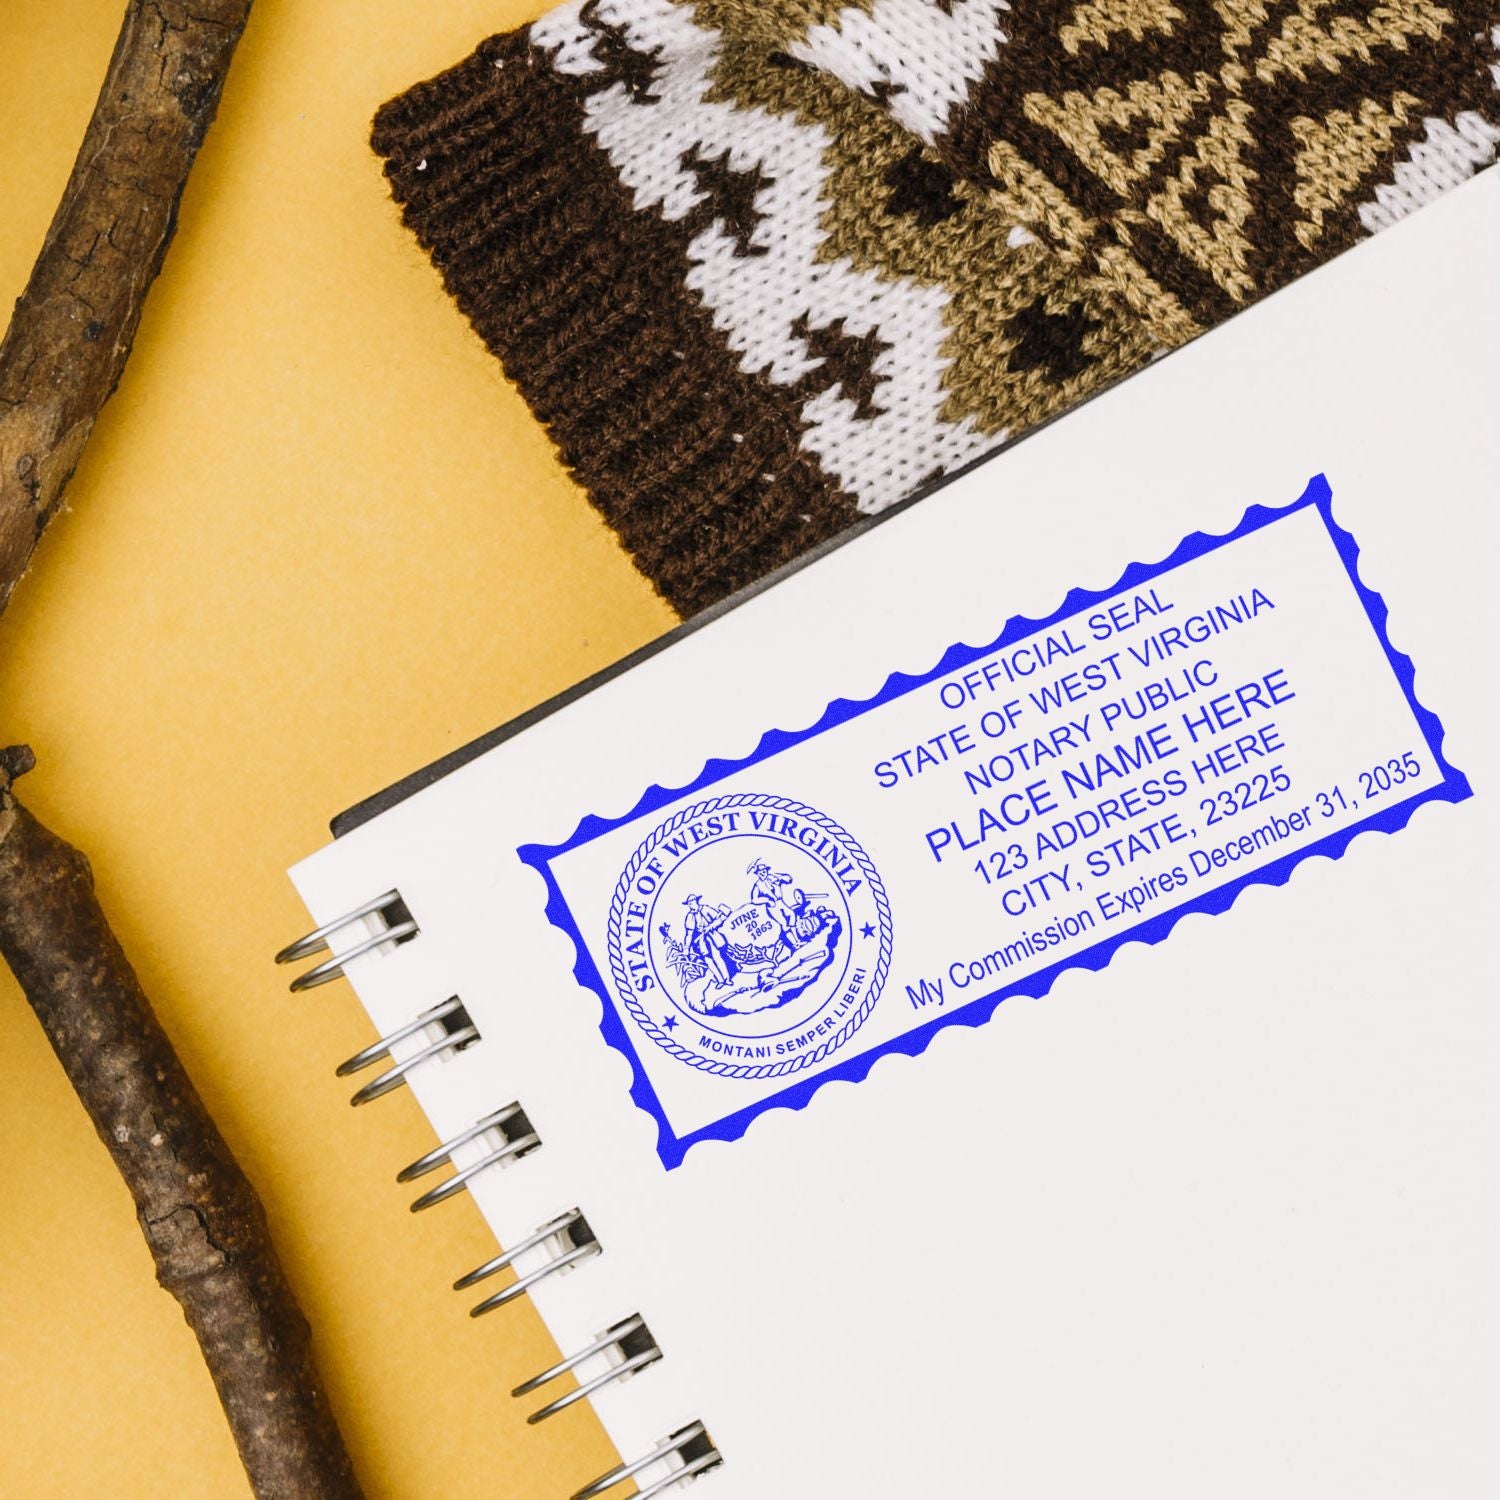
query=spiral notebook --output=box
[281,167,1499,1499]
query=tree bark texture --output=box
[0,749,364,1498]
[0,0,254,612]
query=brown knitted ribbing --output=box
[373,34,863,617]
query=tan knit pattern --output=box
[693,0,872,48]
[1005,0,1483,313]
[744,0,1500,323]
[705,40,1160,436]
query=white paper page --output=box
[291,168,1500,1499]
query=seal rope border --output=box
[607,794,893,1082]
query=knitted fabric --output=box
[373,1,1499,615]
[705,0,1500,331]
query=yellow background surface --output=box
[0,2,676,1495]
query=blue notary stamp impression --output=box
[521,476,1471,1168]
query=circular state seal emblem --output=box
[607,794,893,1081]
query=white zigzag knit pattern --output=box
[535,0,1001,513]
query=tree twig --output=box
[1,0,249,609]
[0,5,365,1496]
[0,748,362,1499]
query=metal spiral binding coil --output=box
[455,1207,601,1317]
[397,1103,541,1212]
[279,896,724,1496]
[573,1423,722,1500]
[335,996,478,1106]
[275,890,417,990]
[513,1315,662,1425]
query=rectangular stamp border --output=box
[520,475,1472,1168]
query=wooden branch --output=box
[0,0,253,611]
[0,5,366,1496]
[0,748,362,1499]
